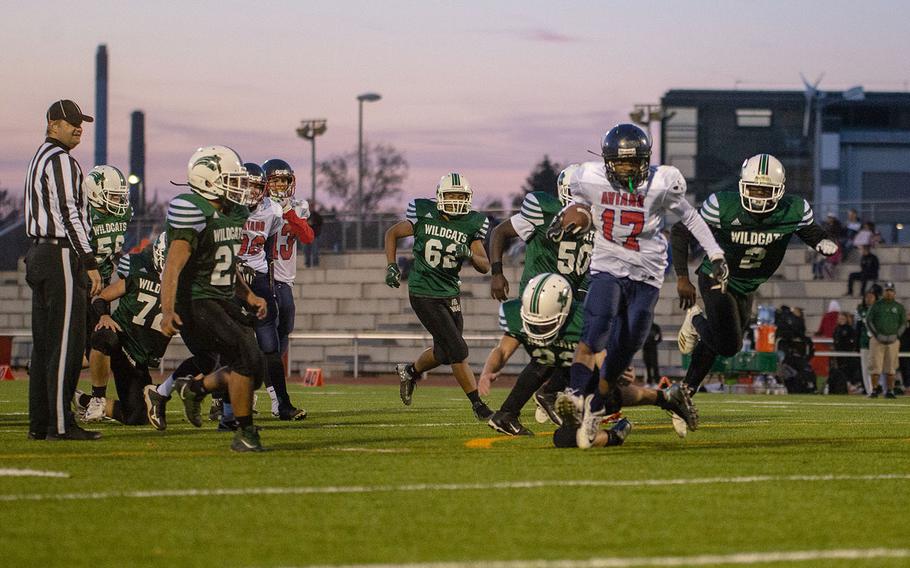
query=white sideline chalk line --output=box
[717,400,910,408]
[294,548,910,568]
[2,473,909,502]
[0,468,69,478]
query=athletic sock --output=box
[569,362,593,394]
[265,353,292,410]
[222,402,235,422]
[157,375,176,397]
[588,390,606,414]
[654,388,670,409]
[466,389,482,404]
[236,415,253,429]
[91,385,107,398]
[189,378,208,397]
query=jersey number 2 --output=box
[602,210,645,251]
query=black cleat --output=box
[208,398,224,422]
[174,377,204,428]
[533,388,562,426]
[662,382,699,431]
[396,363,418,406]
[27,431,47,440]
[885,391,897,399]
[143,385,170,431]
[231,425,266,452]
[472,401,494,422]
[47,425,102,441]
[487,411,533,436]
[278,407,308,421]
[605,418,633,447]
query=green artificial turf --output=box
[0,379,908,568]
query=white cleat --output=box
[555,391,584,429]
[669,412,688,438]
[678,305,703,355]
[82,397,106,423]
[576,394,605,450]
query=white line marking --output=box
[293,548,910,568]
[2,474,908,503]
[716,399,910,408]
[328,448,411,453]
[0,468,70,478]
[318,422,475,428]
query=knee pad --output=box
[435,339,469,366]
[90,328,120,356]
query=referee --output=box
[24,99,103,440]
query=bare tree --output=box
[318,143,408,213]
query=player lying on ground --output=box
[552,123,724,449]
[75,233,167,425]
[385,173,494,421]
[79,165,133,421]
[672,154,837,435]
[159,145,269,452]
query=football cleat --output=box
[554,390,583,429]
[218,419,240,432]
[669,412,688,439]
[606,417,633,447]
[279,407,308,421]
[576,394,605,450]
[231,425,266,452]
[208,398,224,422]
[663,382,699,432]
[143,385,170,431]
[82,396,106,423]
[472,401,494,422]
[533,389,562,425]
[487,411,533,436]
[678,305,703,355]
[174,377,204,428]
[396,363,418,406]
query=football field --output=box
[1,378,909,568]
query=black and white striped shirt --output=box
[24,138,97,269]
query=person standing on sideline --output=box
[642,322,662,385]
[865,282,907,398]
[855,286,882,395]
[24,99,103,440]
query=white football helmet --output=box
[187,145,250,205]
[84,165,129,216]
[556,163,580,206]
[152,232,168,273]
[520,273,573,346]
[739,154,785,214]
[436,172,472,216]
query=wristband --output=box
[491,261,503,276]
[92,297,110,317]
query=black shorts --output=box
[110,346,152,425]
[409,295,468,365]
[178,298,265,380]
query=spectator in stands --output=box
[641,322,662,385]
[843,209,862,259]
[852,221,875,249]
[815,300,841,338]
[775,305,805,341]
[866,282,906,398]
[831,311,861,391]
[846,246,879,297]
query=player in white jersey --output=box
[260,159,314,416]
[551,124,727,449]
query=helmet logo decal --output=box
[90,170,105,188]
[194,154,223,174]
[557,288,569,309]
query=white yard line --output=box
[0,468,69,478]
[2,474,909,503]
[714,399,910,408]
[291,548,910,568]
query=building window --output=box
[736,108,772,127]
[664,107,698,178]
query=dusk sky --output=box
[2,0,909,212]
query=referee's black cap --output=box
[46,99,94,126]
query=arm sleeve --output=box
[472,216,490,242]
[282,210,315,244]
[49,155,96,268]
[405,199,418,226]
[116,254,132,279]
[670,222,694,277]
[165,197,206,250]
[498,304,509,333]
[664,173,724,260]
[795,201,828,248]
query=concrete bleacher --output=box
[2,244,908,377]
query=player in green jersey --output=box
[480,273,697,444]
[79,165,133,420]
[489,164,592,301]
[76,233,169,425]
[385,173,494,420]
[672,154,838,417]
[160,145,269,452]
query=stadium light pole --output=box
[357,92,382,250]
[296,119,328,205]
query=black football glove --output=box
[385,263,401,288]
[709,257,729,294]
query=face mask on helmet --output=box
[263,159,296,200]
[739,154,785,214]
[520,273,573,346]
[84,165,130,216]
[152,232,168,273]
[436,173,473,216]
[187,145,250,205]
[557,164,580,206]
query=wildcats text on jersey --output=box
[730,231,785,246]
[94,221,129,235]
[601,191,646,208]
[139,277,160,294]
[214,226,243,242]
[423,224,468,244]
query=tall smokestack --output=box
[94,44,108,166]
[129,110,145,214]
